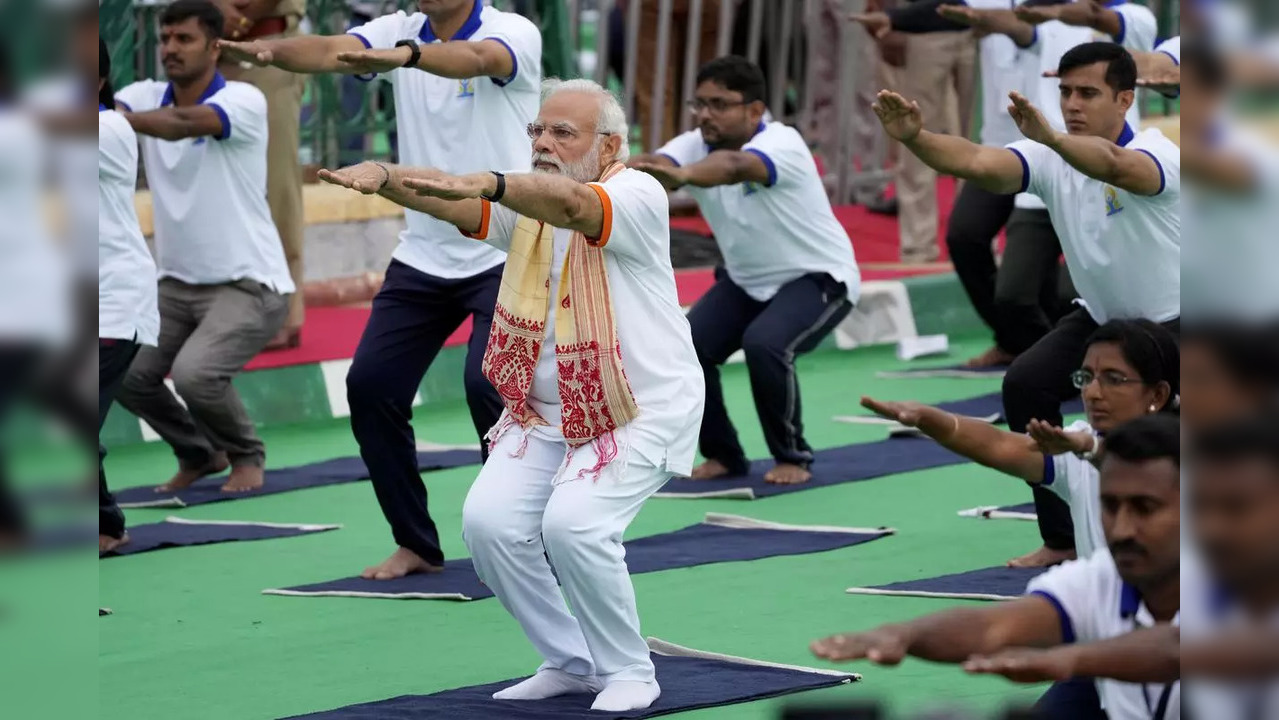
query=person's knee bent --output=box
[460,490,527,557]
[345,356,394,411]
[169,359,223,405]
[541,504,614,570]
[740,326,786,365]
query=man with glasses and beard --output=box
[629,56,860,487]
[317,78,703,713]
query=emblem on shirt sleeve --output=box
[1104,186,1124,217]
[457,78,475,98]
[742,182,762,196]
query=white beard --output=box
[531,139,604,184]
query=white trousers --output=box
[462,425,671,684]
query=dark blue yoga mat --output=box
[101,518,340,558]
[265,516,893,600]
[876,363,1011,379]
[114,449,479,509]
[282,650,856,719]
[846,565,1045,601]
[655,438,967,499]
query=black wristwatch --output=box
[394,40,422,68]
[482,171,506,203]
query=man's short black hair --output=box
[1102,414,1181,469]
[1181,39,1229,92]
[160,0,224,41]
[1058,41,1138,95]
[695,55,767,104]
[1194,410,1279,471]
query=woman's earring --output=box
[1149,404,1157,412]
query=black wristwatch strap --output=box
[394,40,422,68]
[483,171,506,203]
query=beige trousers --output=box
[895,31,976,262]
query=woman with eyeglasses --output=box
[862,318,1179,561]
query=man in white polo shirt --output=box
[114,0,295,495]
[628,56,858,486]
[98,38,160,553]
[811,414,1182,720]
[217,0,541,580]
[319,79,703,713]
[1015,0,1159,55]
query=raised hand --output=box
[316,162,391,195]
[872,90,924,142]
[1137,69,1181,95]
[963,646,1079,683]
[335,47,413,75]
[216,39,275,67]
[629,162,689,191]
[811,626,912,664]
[402,171,491,200]
[1027,419,1089,456]
[849,11,892,40]
[1007,91,1057,145]
[860,396,929,427]
[1013,4,1061,25]
[937,4,984,27]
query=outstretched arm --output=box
[811,596,1066,665]
[860,397,1092,483]
[874,90,1026,194]
[964,625,1180,684]
[1015,1,1122,39]
[938,6,1036,47]
[217,34,369,74]
[1007,91,1165,196]
[631,150,770,191]
[120,105,227,141]
[332,40,517,81]
[317,162,485,232]
[403,171,607,239]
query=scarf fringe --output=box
[485,413,531,459]
[552,430,629,486]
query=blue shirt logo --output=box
[742,182,763,196]
[457,78,475,98]
[1104,186,1124,217]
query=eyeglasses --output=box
[1071,369,1143,390]
[686,98,750,113]
[526,123,610,144]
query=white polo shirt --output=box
[971,0,1026,148]
[1183,123,1279,321]
[115,74,294,293]
[349,1,541,279]
[99,107,161,346]
[1154,35,1180,65]
[0,109,69,345]
[1027,550,1181,720]
[463,169,705,475]
[1006,123,1181,323]
[654,122,861,303]
[1180,556,1279,720]
[1107,2,1158,53]
[1042,420,1105,558]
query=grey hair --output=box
[540,77,631,162]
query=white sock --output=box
[492,668,603,701]
[590,680,661,712]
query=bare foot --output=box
[1006,545,1076,568]
[764,463,811,485]
[221,465,264,493]
[361,547,444,580]
[690,459,735,480]
[155,452,229,492]
[964,346,1016,369]
[99,532,129,554]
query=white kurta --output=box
[459,168,705,684]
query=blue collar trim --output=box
[99,102,108,112]
[1104,0,1125,7]
[161,71,226,107]
[1116,122,1136,147]
[420,0,483,42]
[1120,582,1142,618]
[754,121,767,136]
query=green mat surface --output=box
[20,334,1060,719]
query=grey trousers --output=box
[117,278,288,469]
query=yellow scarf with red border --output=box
[481,163,639,446]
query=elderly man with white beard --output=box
[317,78,705,713]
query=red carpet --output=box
[245,179,962,371]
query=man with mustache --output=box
[218,0,542,581]
[113,0,294,495]
[628,56,860,487]
[811,413,1182,720]
[316,78,704,712]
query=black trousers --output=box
[946,182,1075,355]
[1033,677,1106,720]
[0,349,40,537]
[100,338,141,539]
[688,269,853,473]
[1003,308,1181,549]
[346,260,503,565]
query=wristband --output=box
[1074,433,1100,462]
[394,40,422,68]
[482,171,506,203]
